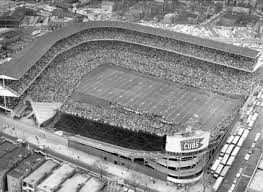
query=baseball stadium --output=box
[0,21,262,183]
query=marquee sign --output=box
[180,137,205,151]
[166,131,210,153]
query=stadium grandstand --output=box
[0,21,262,183]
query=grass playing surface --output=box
[70,64,244,133]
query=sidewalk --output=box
[217,96,263,192]
[0,116,181,192]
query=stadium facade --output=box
[0,21,262,184]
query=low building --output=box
[246,169,263,192]
[245,156,263,192]
[48,16,74,30]
[256,0,263,11]
[22,160,58,192]
[187,13,199,24]
[79,177,105,192]
[7,153,45,192]
[163,13,177,24]
[36,164,75,192]
[0,147,30,192]
[0,138,5,144]
[254,20,263,38]
[221,15,237,26]
[0,7,27,27]
[0,30,23,47]
[101,0,116,11]
[56,173,90,192]
[0,141,17,158]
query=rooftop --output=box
[0,21,259,80]
[79,177,105,192]
[0,147,30,172]
[37,164,75,192]
[248,169,263,192]
[8,153,45,179]
[258,157,263,170]
[0,138,5,144]
[0,141,17,158]
[0,7,26,21]
[143,23,263,51]
[56,173,90,192]
[23,160,58,187]
[0,29,22,39]
[61,64,243,136]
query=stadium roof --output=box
[61,64,244,136]
[0,21,259,80]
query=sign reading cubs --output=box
[180,138,204,151]
[166,131,210,153]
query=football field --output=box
[70,64,243,132]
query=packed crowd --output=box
[209,107,240,142]
[0,40,246,139]
[30,41,263,94]
[3,27,261,96]
[1,37,259,102]
[64,27,257,71]
[0,96,21,110]
[0,27,259,140]
[56,113,165,151]
[60,98,240,141]
[24,40,258,100]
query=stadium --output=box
[0,21,262,183]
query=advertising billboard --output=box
[166,131,210,153]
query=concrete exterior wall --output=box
[7,175,21,192]
[0,170,9,192]
[68,140,167,181]
[7,158,45,192]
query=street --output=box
[218,106,263,192]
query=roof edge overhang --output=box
[0,21,260,80]
[0,85,18,97]
[0,75,17,80]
